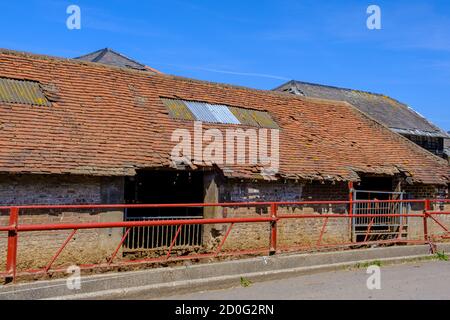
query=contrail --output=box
[157,63,290,81]
[196,67,290,81]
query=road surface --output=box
[152,260,450,300]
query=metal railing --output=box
[0,199,449,283]
[353,200,409,241]
[352,190,407,241]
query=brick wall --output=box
[208,178,447,251]
[403,184,440,199]
[210,180,351,250]
[0,174,124,271]
[402,183,450,241]
[1,172,447,272]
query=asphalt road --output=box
[156,260,450,300]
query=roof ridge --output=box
[91,48,108,63]
[73,48,104,60]
[288,80,397,98]
[0,48,352,107]
[74,47,148,69]
[102,48,146,67]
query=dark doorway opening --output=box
[355,176,394,199]
[123,170,204,250]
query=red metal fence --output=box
[0,199,449,283]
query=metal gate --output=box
[123,212,203,251]
[352,190,409,242]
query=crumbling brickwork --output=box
[402,183,450,241]
[214,180,350,250]
[0,174,124,270]
[1,172,447,272]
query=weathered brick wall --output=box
[1,172,446,272]
[401,184,450,241]
[210,179,445,250]
[0,174,124,271]
[403,184,440,199]
[212,180,350,251]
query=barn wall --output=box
[205,179,351,251]
[0,174,124,271]
[402,183,450,242]
[0,172,447,272]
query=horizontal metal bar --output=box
[0,248,271,279]
[0,216,274,232]
[0,199,428,211]
[278,213,423,219]
[355,190,404,195]
[428,199,450,203]
[353,232,407,235]
[0,212,427,233]
[125,216,202,220]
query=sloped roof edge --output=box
[274,80,449,139]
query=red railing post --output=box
[270,203,278,255]
[348,182,354,207]
[348,181,354,241]
[424,199,431,244]
[6,207,19,282]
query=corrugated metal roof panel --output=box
[205,104,241,124]
[184,101,218,123]
[0,78,51,106]
[229,107,260,127]
[161,98,196,120]
[251,110,279,129]
[161,98,279,128]
[391,128,450,138]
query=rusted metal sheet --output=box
[228,106,259,127]
[251,110,280,129]
[230,107,279,129]
[161,98,195,120]
[0,78,51,106]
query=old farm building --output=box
[445,133,450,163]
[274,81,450,158]
[0,49,449,268]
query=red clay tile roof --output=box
[0,48,449,185]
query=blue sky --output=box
[1,0,449,130]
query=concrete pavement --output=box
[158,260,450,300]
[1,243,449,300]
